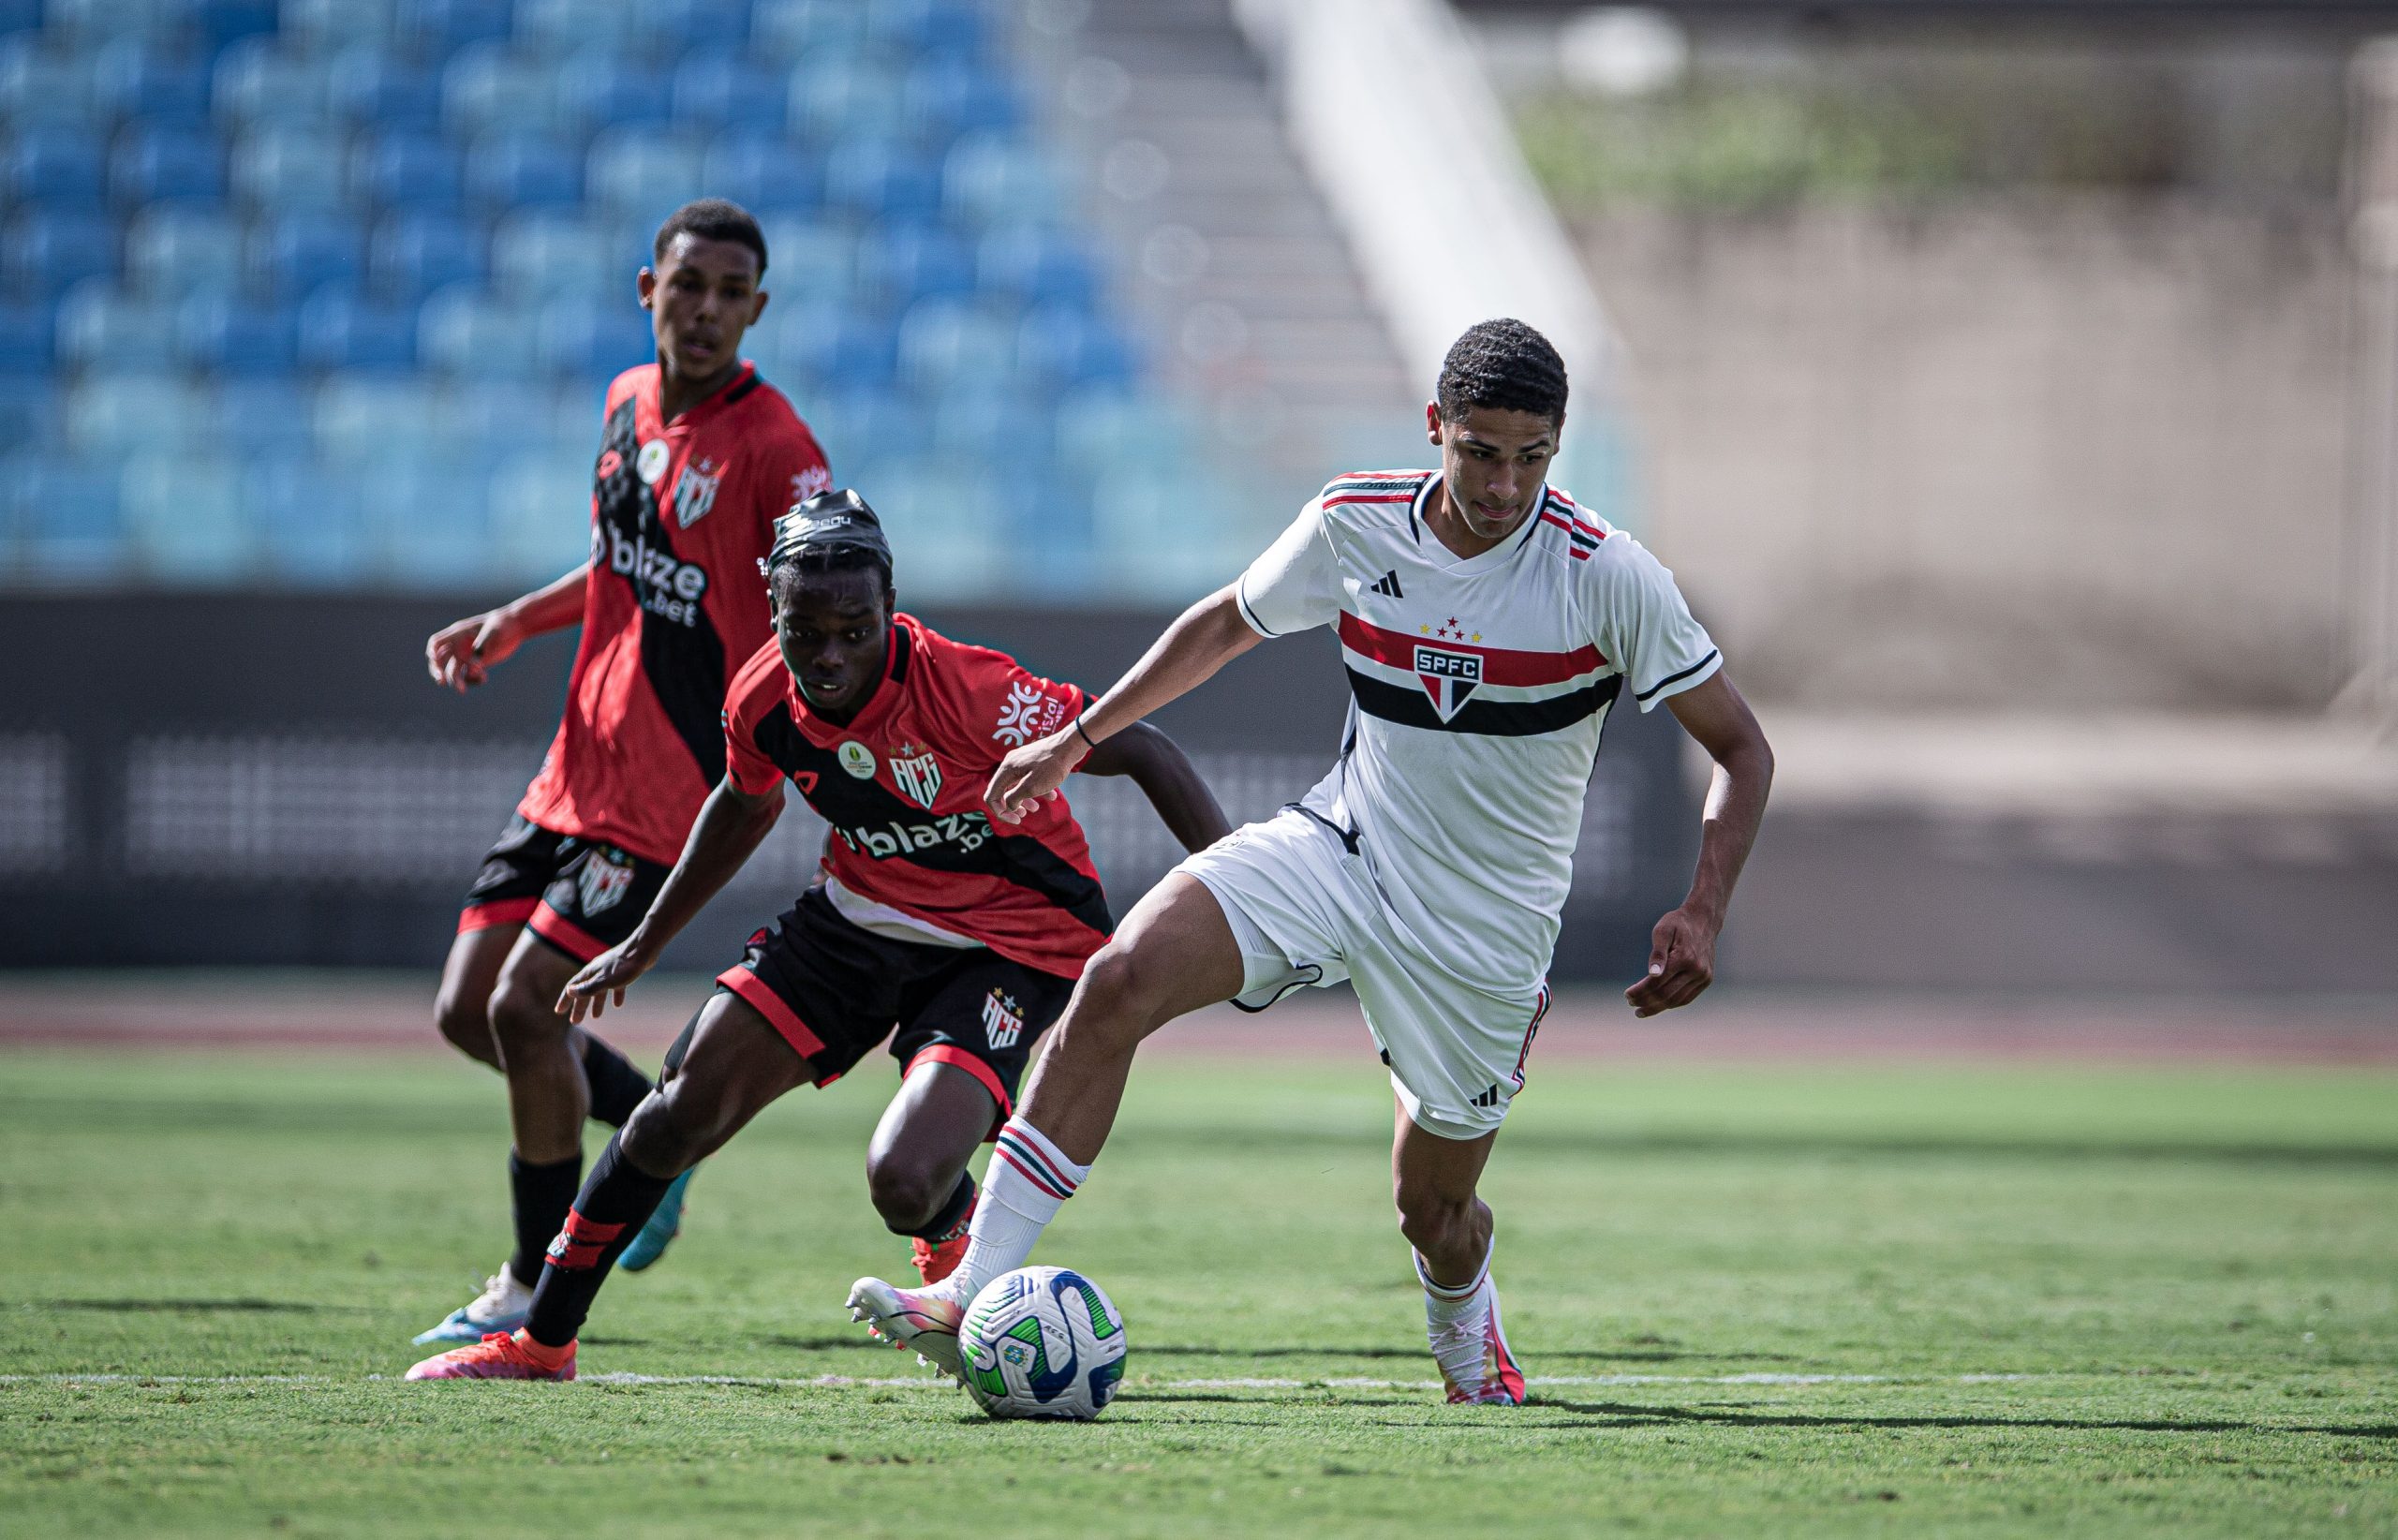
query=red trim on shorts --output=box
[526,902,609,963]
[457,897,539,935]
[715,966,829,1063]
[905,1044,1011,1140]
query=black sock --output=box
[507,1152,582,1289]
[524,1133,676,1348]
[901,1172,977,1241]
[578,1033,655,1128]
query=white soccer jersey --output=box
[1235,469,1722,995]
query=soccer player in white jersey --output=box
[847,318,1774,1403]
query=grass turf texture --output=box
[2,1047,2392,1537]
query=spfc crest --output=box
[578,848,635,914]
[1413,643,1483,722]
[981,988,1026,1050]
[673,458,723,527]
[889,746,942,809]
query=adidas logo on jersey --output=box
[1470,1084,1502,1109]
[597,526,710,627]
[1369,570,1404,599]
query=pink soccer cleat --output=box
[1428,1281,1527,1406]
[405,1330,576,1382]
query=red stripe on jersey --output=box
[907,1044,1012,1135]
[527,903,609,963]
[717,965,829,1060]
[457,897,539,934]
[1338,612,1606,686]
[1323,493,1414,508]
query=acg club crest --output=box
[889,744,942,809]
[673,457,722,528]
[1413,644,1483,722]
[578,849,635,914]
[982,988,1026,1050]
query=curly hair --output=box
[1435,318,1568,425]
[654,198,767,275]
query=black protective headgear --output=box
[761,488,893,582]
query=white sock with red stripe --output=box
[940,1116,1090,1301]
[1415,1245,1492,1330]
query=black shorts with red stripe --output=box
[716,886,1072,1135]
[458,813,672,963]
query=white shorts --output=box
[1176,807,1551,1138]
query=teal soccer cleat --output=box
[615,1167,695,1272]
[412,1269,532,1345]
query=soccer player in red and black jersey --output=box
[415,200,832,1345]
[404,492,1229,1381]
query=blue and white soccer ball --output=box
[958,1266,1128,1421]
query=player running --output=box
[416,200,832,1345]
[845,319,1775,1404]
[404,492,1231,1382]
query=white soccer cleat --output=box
[411,1267,533,1345]
[846,1276,965,1382]
[1427,1278,1528,1406]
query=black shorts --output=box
[458,813,672,964]
[715,886,1076,1131]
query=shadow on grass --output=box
[28,1298,364,1314]
[1526,1398,2398,1440]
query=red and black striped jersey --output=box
[722,615,1108,980]
[519,361,832,866]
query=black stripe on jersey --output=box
[724,372,761,406]
[748,702,1114,936]
[1345,668,1621,737]
[887,621,913,682]
[596,398,730,785]
[1634,649,1721,703]
[1544,495,1601,549]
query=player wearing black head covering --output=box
[405,491,1234,1382]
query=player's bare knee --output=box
[864,1151,942,1233]
[1070,942,1168,1044]
[433,988,498,1065]
[620,1081,703,1175]
[1393,1182,1473,1256]
[485,977,564,1061]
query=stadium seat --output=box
[90,38,212,126]
[0,39,98,132]
[418,283,543,378]
[124,203,243,296]
[977,224,1095,310]
[211,377,315,458]
[441,39,563,140]
[896,294,1015,395]
[863,457,1001,599]
[536,294,651,379]
[489,209,615,302]
[314,370,441,463]
[866,0,983,57]
[1017,303,1132,392]
[0,301,50,373]
[440,378,581,456]
[362,461,492,586]
[47,0,185,45]
[193,0,282,52]
[515,0,635,57]
[53,279,180,371]
[65,371,206,458]
[175,291,302,375]
[12,456,126,582]
[6,126,107,207]
[0,0,39,37]
[903,58,1019,145]
[109,121,228,206]
[325,45,441,129]
[124,454,255,583]
[748,0,866,67]
[212,38,330,128]
[929,380,1050,465]
[756,215,851,301]
[464,128,581,212]
[397,0,517,58]
[585,128,707,222]
[370,208,485,302]
[942,130,1059,230]
[703,130,820,216]
[229,124,347,211]
[287,0,403,57]
[1052,384,1187,481]
[247,453,368,585]
[250,215,367,298]
[766,300,897,391]
[3,209,118,299]
[674,52,786,135]
[296,286,420,370]
[350,128,463,211]
[823,135,940,222]
[557,51,674,138]
[791,60,909,148]
[856,223,973,310]
[487,449,596,578]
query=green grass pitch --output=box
[3,1043,2392,1537]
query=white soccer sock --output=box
[1415,1245,1492,1329]
[943,1117,1091,1300]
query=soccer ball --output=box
[957,1266,1127,1421]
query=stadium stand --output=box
[0,0,1174,593]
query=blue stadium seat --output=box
[1052,384,1186,482]
[48,0,185,45]
[211,378,315,457]
[791,59,908,148]
[867,0,982,57]
[856,223,972,310]
[0,301,50,372]
[0,38,99,132]
[556,51,674,137]
[229,124,347,210]
[176,291,301,375]
[6,126,107,207]
[896,294,1014,395]
[125,203,243,295]
[942,131,1058,230]
[674,52,784,134]
[824,136,940,222]
[326,45,441,130]
[464,128,581,212]
[370,208,485,302]
[0,0,41,37]
[214,40,333,128]
[903,58,1018,145]
[250,214,366,298]
[799,381,919,461]
[124,454,255,583]
[65,371,206,457]
[764,300,895,390]
[490,209,614,301]
[977,224,1095,309]
[441,40,561,141]
[54,279,180,371]
[350,127,462,211]
[748,0,866,67]
[398,0,517,58]
[314,370,440,462]
[363,461,492,585]
[90,39,212,126]
[248,454,368,585]
[13,456,126,582]
[1017,303,1132,392]
[515,0,634,57]
[537,294,651,378]
[703,130,819,215]
[193,0,282,52]
[929,380,1049,465]
[288,0,403,57]
[109,120,228,206]
[297,286,421,370]
[863,458,1001,598]
[585,128,705,221]
[756,215,851,304]
[487,448,596,578]
[418,283,542,377]
[3,209,118,298]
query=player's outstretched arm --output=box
[424,562,591,691]
[1625,671,1774,1018]
[986,585,1262,823]
[556,777,784,1022]
[1077,721,1234,853]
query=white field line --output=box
[4,1370,2042,1391]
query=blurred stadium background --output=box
[0,0,2391,1000]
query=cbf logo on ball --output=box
[1414,644,1483,721]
